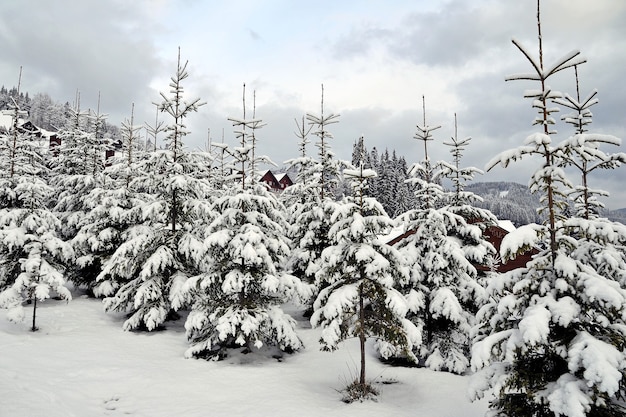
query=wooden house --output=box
[0,110,60,154]
[386,219,537,273]
[275,172,293,190]
[479,222,537,273]
[259,170,279,190]
[259,170,293,192]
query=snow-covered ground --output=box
[0,293,490,417]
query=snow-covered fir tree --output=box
[305,84,344,200]
[470,3,626,416]
[439,113,499,278]
[283,89,348,314]
[95,49,212,331]
[176,182,305,359]
[0,177,73,331]
[0,75,72,330]
[553,65,626,220]
[73,104,146,292]
[312,150,418,401]
[282,115,325,288]
[175,90,305,360]
[50,93,103,242]
[394,98,492,374]
[471,218,626,417]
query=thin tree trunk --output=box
[426,295,432,346]
[171,189,178,234]
[536,0,558,265]
[358,282,366,386]
[582,170,589,220]
[31,295,38,332]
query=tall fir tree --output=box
[394,98,492,374]
[175,88,305,359]
[50,92,103,243]
[74,103,147,293]
[470,2,626,416]
[96,49,212,331]
[284,88,347,315]
[0,70,72,330]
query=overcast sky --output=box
[2,0,625,208]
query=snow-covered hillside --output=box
[0,292,490,417]
[467,181,626,225]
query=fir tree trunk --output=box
[31,295,38,332]
[358,282,366,386]
[426,294,432,346]
[537,0,558,265]
[582,169,589,220]
[171,189,178,234]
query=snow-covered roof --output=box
[258,170,276,181]
[497,220,516,233]
[0,111,16,130]
[380,225,410,245]
[275,172,293,183]
[0,110,48,136]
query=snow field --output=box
[0,295,490,417]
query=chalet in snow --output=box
[385,219,537,274]
[0,109,58,144]
[259,170,294,192]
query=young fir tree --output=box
[175,88,305,360]
[305,84,341,200]
[440,113,498,279]
[394,98,491,374]
[73,104,147,293]
[281,115,320,285]
[0,177,73,331]
[0,72,73,329]
[553,65,626,220]
[51,92,103,242]
[284,88,347,314]
[312,146,418,401]
[470,3,626,416]
[96,49,212,331]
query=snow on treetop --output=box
[343,168,376,179]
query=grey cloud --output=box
[331,0,529,67]
[1,1,163,124]
[331,26,393,59]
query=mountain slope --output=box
[467,181,626,225]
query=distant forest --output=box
[0,85,120,139]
